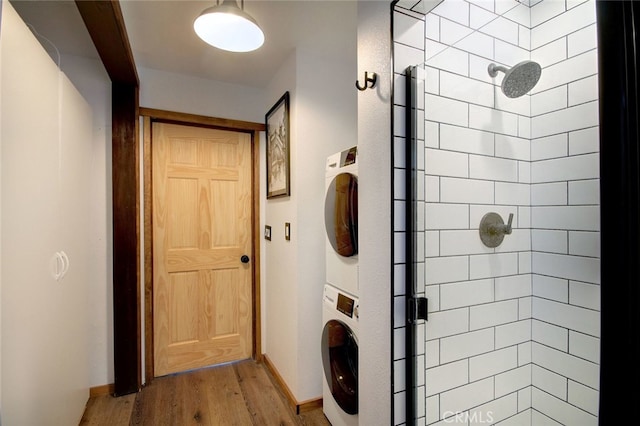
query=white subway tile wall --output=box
[495,319,531,348]
[495,364,531,397]
[532,319,569,351]
[393,1,599,424]
[471,392,519,424]
[518,296,532,320]
[569,127,599,156]
[439,377,495,417]
[532,387,598,426]
[532,365,569,400]
[495,134,530,160]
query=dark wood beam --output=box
[75,0,138,85]
[111,83,141,396]
[76,0,141,395]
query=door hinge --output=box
[408,297,428,323]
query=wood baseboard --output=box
[262,354,323,415]
[90,383,115,397]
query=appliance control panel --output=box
[326,146,358,171]
[337,293,355,318]
[324,284,359,320]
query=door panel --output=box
[168,178,199,248]
[153,122,252,376]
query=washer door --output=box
[321,319,358,415]
[325,172,358,257]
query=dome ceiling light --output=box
[194,0,265,53]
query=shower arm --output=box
[488,63,509,77]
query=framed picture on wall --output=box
[265,91,290,199]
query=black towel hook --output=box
[356,72,378,91]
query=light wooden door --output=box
[153,122,253,377]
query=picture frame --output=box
[265,92,290,199]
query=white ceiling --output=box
[10,0,358,89]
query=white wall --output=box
[357,1,393,424]
[139,66,267,123]
[1,1,93,423]
[295,47,357,400]
[263,43,358,402]
[263,49,299,396]
[59,54,113,388]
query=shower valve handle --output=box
[479,212,514,248]
[499,213,514,235]
[489,213,513,235]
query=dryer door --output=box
[321,319,358,415]
[325,172,358,257]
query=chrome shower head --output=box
[488,60,542,98]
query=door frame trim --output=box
[140,107,265,383]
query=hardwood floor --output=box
[80,360,331,426]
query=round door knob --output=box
[240,255,250,264]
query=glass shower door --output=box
[400,1,602,424]
[405,63,427,426]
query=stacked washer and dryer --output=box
[321,146,359,426]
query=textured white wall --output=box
[357,1,393,424]
[138,66,267,123]
[263,43,357,402]
[59,54,113,388]
[263,50,299,397]
[261,2,356,403]
[294,46,357,400]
